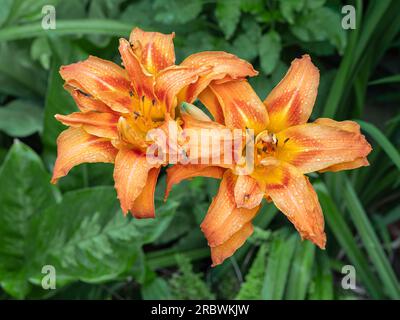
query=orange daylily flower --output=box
[51,27,258,218]
[166,55,372,266]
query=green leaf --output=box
[279,0,305,24]
[316,183,384,299]
[261,231,297,300]
[42,49,86,150]
[343,178,400,299]
[236,244,268,299]
[0,43,47,97]
[0,20,132,42]
[285,240,316,299]
[28,188,177,285]
[154,0,204,25]
[290,7,346,54]
[142,277,172,300]
[369,74,400,85]
[0,141,59,298]
[231,18,261,61]
[0,100,43,137]
[169,254,215,299]
[356,120,400,172]
[259,31,282,75]
[31,37,52,70]
[216,0,241,39]
[308,252,334,300]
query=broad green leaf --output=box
[154,0,204,25]
[216,0,241,39]
[279,0,304,24]
[42,48,86,150]
[259,30,282,75]
[0,0,13,27]
[261,231,297,300]
[0,141,59,298]
[290,7,346,54]
[142,277,172,300]
[27,187,177,285]
[0,100,43,137]
[0,43,47,97]
[285,240,316,299]
[31,37,52,70]
[231,18,261,61]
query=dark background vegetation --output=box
[0,0,399,299]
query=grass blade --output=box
[343,178,400,299]
[285,240,316,300]
[261,232,297,300]
[369,74,400,85]
[357,120,400,171]
[316,183,383,298]
[0,20,132,41]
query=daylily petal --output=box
[234,175,264,209]
[155,65,211,115]
[252,160,326,248]
[113,148,157,215]
[60,56,132,113]
[181,112,243,166]
[119,38,155,99]
[264,55,319,133]
[130,167,161,219]
[204,80,269,134]
[198,87,225,124]
[165,164,225,200]
[129,27,175,74]
[66,86,114,113]
[201,171,260,248]
[274,121,372,174]
[51,127,117,183]
[314,118,371,172]
[179,51,258,103]
[210,222,253,267]
[55,112,119,139]
[319,157,370,173]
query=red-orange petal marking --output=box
[129,27,175,74]
[55,112,119,139]
[264,55,320,133]
[208,80,269,134]
[60,56,132,113]
[253,161,326,249]
[314,118,371,173]
[51,127,117,183]
[165,164,225,200]
[179,51,258,103]
[275,121,372,174]
[113,148,157,215]
[130,167,161,219]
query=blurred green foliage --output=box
[0,0,399,300]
